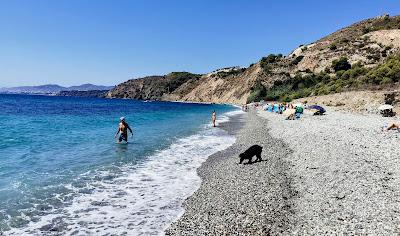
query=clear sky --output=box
[0,0,399,87]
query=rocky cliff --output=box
[106,72,201,100]
[107,15,400,104]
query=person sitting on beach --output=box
[286,113,295,120]
[295,106,303,119]
[115,117,133,143]
[279,104,284,114]
[386,122,400,131]
[212,111,217,127]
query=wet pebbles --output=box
[166,112,297,235]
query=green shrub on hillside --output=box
[261,54,279,64]
[259,54,400,102]
[247,80,267,103]
[329,43,337,50]
[366,55,400,84]
[260,54,281,73]
[362,27,371,34]
[167,72,202,91]
[340,38,349,44]
[332,57,351,72]
[368,15,400,32]
[291,55,304,66]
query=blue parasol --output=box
[308,105,326,113]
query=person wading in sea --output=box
[212,110,217,127]
[115,117,133,143]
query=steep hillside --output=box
[106,72,201,100]
[107,15,400,104]
[174,65,261,104]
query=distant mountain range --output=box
[0,84,115,95]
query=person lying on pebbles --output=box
[386,122,400,131]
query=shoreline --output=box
[166,107,400,235]
[166,111,297,235]
[0,99,240,235]
[6,93,397,118]
[0,93,242,107]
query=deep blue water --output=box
[0,94,238,235]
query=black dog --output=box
[239,145,263,164]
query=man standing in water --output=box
[212,110,217,127]
[115,117,133,143]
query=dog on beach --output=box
[239,145,263,164]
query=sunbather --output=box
[386,122,400,131]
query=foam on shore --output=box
[5,111,242,236]
[166,112,296,235]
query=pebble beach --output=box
[166,108,400,235]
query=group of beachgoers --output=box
[243,101,400,131]
[243,102,310,120]
[114,102,399,144]
[265,103,308,120]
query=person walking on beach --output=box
[212,110,217,127]
[115,117,133,143]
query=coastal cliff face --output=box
[106,72,201,100]
[106,15,400,104]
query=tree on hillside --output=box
[247,79,266,103]
[332,57,351,72]
[260,54,281,72]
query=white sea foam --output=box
[6,112,239,236]
[214,110,245,125]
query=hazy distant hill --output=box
[57,90,110,98]
[0,84,114,95]
[67,84,115,91]
[0,84,65,94]
[107,14,400,104]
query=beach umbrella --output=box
[308,105,326,113]
[378,104,394,110]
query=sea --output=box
[0,94,240,235]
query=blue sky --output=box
[0,0,399,87]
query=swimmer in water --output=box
[114,117,133,143]
[212,110,216,127]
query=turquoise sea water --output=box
[0,94,239,235]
